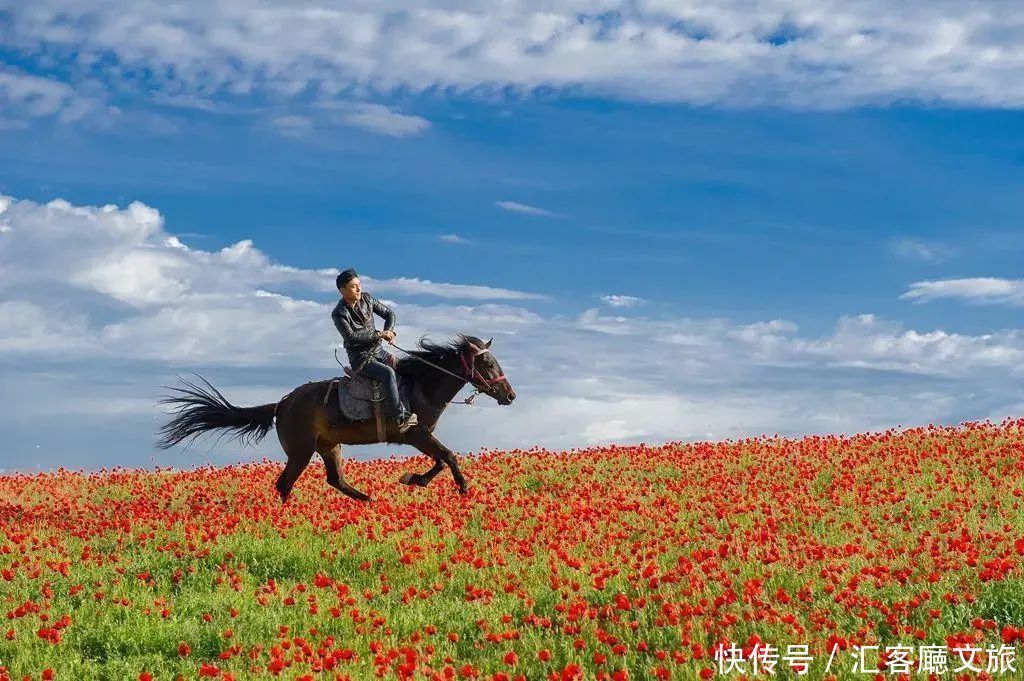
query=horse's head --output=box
[462,336,516,406]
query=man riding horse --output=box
[156,268,517,501]
[331,268,417,434]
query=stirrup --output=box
[395,412,418,434]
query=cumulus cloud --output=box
[901,278,1024,306]
[0,301,91,353]
[0,198,319,309]
[573,308,1024,380]
[457,382,962,450]
[5,1,1024,116]
[782,314,1024,376]
[2,192,1023,470]
[0,195,545,367]
[0,197,540,306]
[495,201,556,217]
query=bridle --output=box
[458,344,507,394]
[358,340,507,406]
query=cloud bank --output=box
[5,0,1024,123]
[1,193,1022,471]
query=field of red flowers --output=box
[2,420,1024,680]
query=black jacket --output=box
[331,292,396,366]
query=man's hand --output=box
[380,329,397,343]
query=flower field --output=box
[2,420,1024,680]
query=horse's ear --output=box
[485,337,492,348]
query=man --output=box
[331,268,418,433]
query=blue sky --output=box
[4,103,1021,329]
[1,1,1023,470]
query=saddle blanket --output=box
[335,370,411,422]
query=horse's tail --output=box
[156,374,277,450]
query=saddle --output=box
[326,367,411,442]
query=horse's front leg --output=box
[404,430,468,495]
[399,454,445,488]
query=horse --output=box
[155,334,515,502]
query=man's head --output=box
[336,268,361,304]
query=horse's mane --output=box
[395,333,483,383]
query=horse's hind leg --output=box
[318,442,371,503]
[275,434,314,504]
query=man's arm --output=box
[332,306,380,346]
[370,295,396,332]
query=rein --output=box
[334,341,503,406]
[392,341,504,405]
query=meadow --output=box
[2,419,1023,680]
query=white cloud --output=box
[270,115,313,137]
[0,68,117,126]
[901,278,1024,306]
[600,294,643,308]
[573,308,1024,379]
[495,200,555,217]
[0,301,92,353]
[5,2,1024,113]
[577,307,632,335]
[0,196,539,309]
[2,192,1024,469]
[461,382,961,449]
[889,238,952,264]
[782,314,1024,376]
[338,104,430,137]
[726,319,798,349]
[362,276,545,301]
[0,194,549,374]
[268,103,430,139]
[438,233,471,244]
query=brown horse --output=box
[155,335,515,502]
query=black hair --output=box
[336,268,358,290]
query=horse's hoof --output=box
[458,486,469,496]
[399,472,416,486]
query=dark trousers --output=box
[355,348,403,418]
